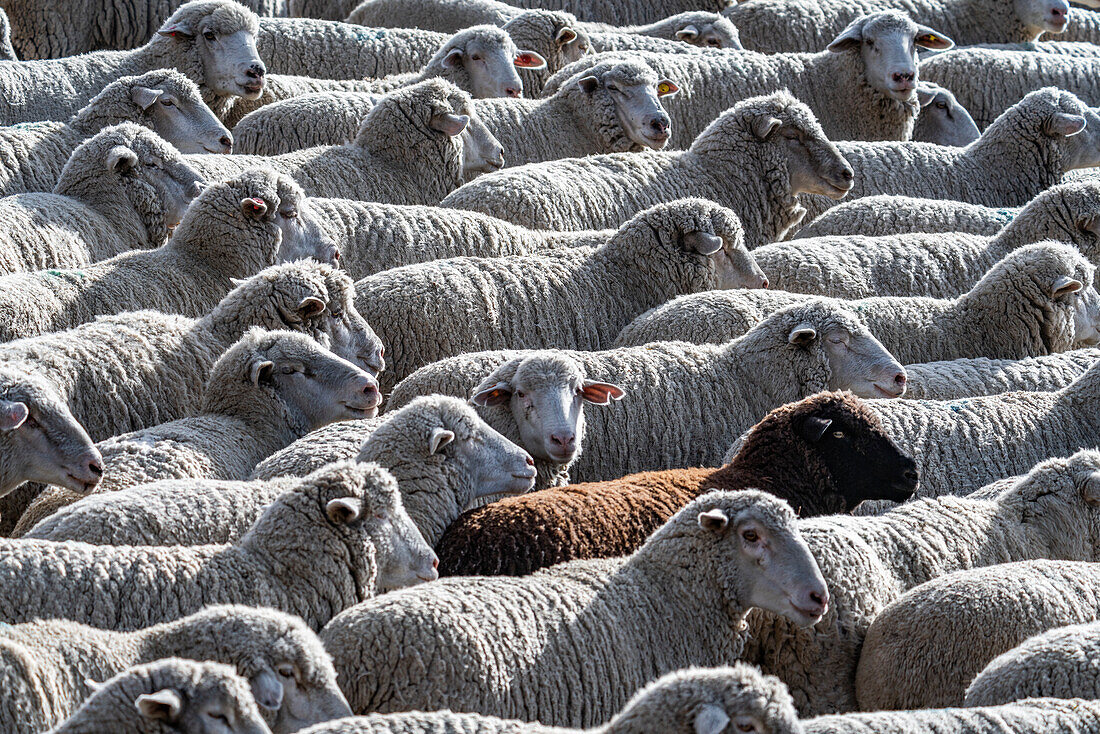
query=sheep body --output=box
[802,698,1100,733]
[905,349,1100,399]
[794,194,1013,239]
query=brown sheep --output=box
[436,391,918,576]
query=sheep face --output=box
[913,83,980,147]
[1056,101,1100,171]
[672,14,743,49]
[158,1,266,100]
[576,62,677,150]
[321,271,385,378]
[760,105,853,200]
[1073,280,1100,346]
[439,27,544,99]
[457,102,506,176]
[0,369,102,497]
[690,491,829,627]
[131,73,233,155]
[274,197,340,267]
[126,663,269,734]
[1014,0,1071,36]
[114,135,205,231]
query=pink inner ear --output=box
[514,53,544,68]
[582,383,625,404]
[0,403,28,430]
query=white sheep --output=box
[0,460,437,631]
[802,698,1100,733]
[387,301,906,483]
[0,605,349,733]
[356,199,767,392]
[30,396,537,548]
[738,446,1100,715]
[0,164,334,342]
[0,69,228,198]
[319,490,829,724]
[441,91,855,247]
[793,194,1014,239]
[0,0,267,123]
[11,328,379,535]
[186,80,501,204]
[904,348,1100,399]
[912,81,980,146]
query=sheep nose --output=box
[894,371,907,387]
[87,459,103,478]
[760,276,770,289]
[650,117,670,134]
[432,557,440,569]
[840,165,855,182]
[892,71,914,84]
[246,63,266,79]
[807,590,828,614]
[219,135,233,153]
[525,455,535,467]
[550,432,575,449]
[1052,6,1065,17]
[904,468,919,484]
[504,86,521,98]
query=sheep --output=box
[356,199,767,392]
[904,348,1100,399]
[0,366,103,498]
[233,58,677,164]
[442,0,729,26]
[912,81,981,146]
[294,666,800,734]
[499,11,591,94]
[28,395,536,548]
[49,659,271,734]
[186,80,500,205]
[0,260,381,450]
[793,195,1014,239]
[722,0,1072,54]
[387,353,628,490]
[441,91,855,246]
[541,12,956,149]
[966,39,1100,56]
[1051,6,1100,42]
[0,460,437,632]
[736,446,1100,716]
[0,605,350,733]
[802,698,1100,733]
[964,622,1100,708]
[855,552,1100,709]
[0,163,335,343]
[920,48,1100,128]
[779,181,1100,295]
[319,489,828,723]
[0,124,201,275]
[0,0,266,124]
[386,301,906,483]
[0,9,14,61]
[618,243,1100,366]
[0,70,229,200]
[11,328,380,536]
[796,88,1100,223]
[435,391,918,577]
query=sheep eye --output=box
[865,39,874,48]
[203,30,216,41]
[707,38,720,46]
[832,431,846,439]
[935,101,948,110]
[515,390,526,398]
[741,529,759,543]
[737,725,756,733]
[606,84,619,92]
[207,712,229,723]
[160,98,174,107]
[277,665,295,679]
[471,54,482,61]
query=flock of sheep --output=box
[4,0,1100,729]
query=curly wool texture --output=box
[723,0,1045,54]
[0,0,260,123]
[296,666,799,734]
[187,80,470,204]
[0,260,368,443]
[319,491,801,724]
[967,623,1100,709]
[0,123,189,275]
[856,558,1100,711]
[0,461,394,631]
[739,450,1100,716]
[0,605,346,734]
[12,328,369,535]
[905,348,1100,399]
[794,194,1014,239]
[0,165,289,343]
[357,199,755,392]
[773,182,1100,298]
[386,301,874,482]
[620,242,1096,364]
[798,88,1096,223]
[1052,7,1100,43]
[0,10,14,61]
[434,391,907,577]
[921,49,1100,129]
[442,91,837,246]
[803,698,1100,733]
[966,40,1100,57]
[0,69,217,198]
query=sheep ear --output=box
[577,75,600,94]
[84,678,105,694]
[1051,275,1084,299]
[826,17,864,52]
[0,400,28,431]
[131,85,163,110]
[240,197,268,219]
[675,24,700,41]
[555,27,578,45]
[297,296,326,318]
[1078,214,1100,236]
[800,416,833,443]
[250,667,284,711]
[914,26,954,50]
[656,79,679,97]
[229,277,247,288]
[1047,113,1087,138]
[106,146,139,174]
[916,86,937,107]
[788,323,818,346]
[135,689,183,722]
[471,381,513,406]
[752,115,782,141]
[326,497,362,524]
[694,704,731,734]
[250,360,275,386]
[441,48,464,69]
[698,508,729,532]
[430,113,469,137]
[429,426,455,454]
[580,381,626,405]
[157,21,194,38]
[514,50,547,69]
[684,230,723,256]
[1082,471,1100,505]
